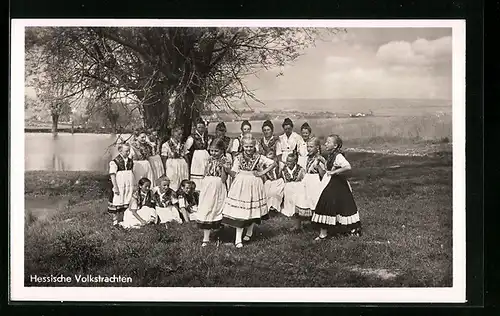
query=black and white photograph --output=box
[11,19,465,303]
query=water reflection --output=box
[25,133,129,172]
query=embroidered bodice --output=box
[133,190,156,208]
[305,155,326,174]
[163,138,184,159]
[130,141,153,160]
[259,136,279,155]
[206,155,228,177]
[191,131,210,151]
[282,165,304,183]
[113,155,133,171]
[238,153,260,171]
[153,188,177,208]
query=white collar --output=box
[287,165,297,173]
[196,130,205,139]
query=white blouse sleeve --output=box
[259,155,275,168]
[231,156,240,173]
[184,136,194,153]
[275,141,283,156]
[178,196,186,208]
[109,161,118,174]
[128,146,136,159]
[334,154,351,169]
[161,141,171,156]
[231,138,240,153]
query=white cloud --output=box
[376,36,451,66]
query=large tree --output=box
[25,26,344,139]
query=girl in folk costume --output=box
[197,138,231,247]
[222,135,277,248]
[294,137,326,230]
[281,151,306,219]
[312,135,362,240]
[263,149,285,213]
[298,122,313,169]
[147,129,161,155]
[121,178,159,229]
[160,126,190,191]
[107,143,135,227]
[129,131,156,186]
[152,175,182,226]
[189,181,200,209]
[230,120,252,158]
[214,122,233,189]
[184,118,212,190]
[146,129,165,186]
[176,179,199,223]
[258,120,282,160]
[278,118,306,168]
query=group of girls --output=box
[107,117,362,248]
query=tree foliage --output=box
[25,26,345,139]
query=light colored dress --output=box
[129,142,155,186]
[161,138,190,191]
[263,161,285,212]
[278,132,306,165]
[107,154,135,213]
[221,153,274,228]
[281,164,306,217]
[185,131,212,189]
[296,155,326,216]
[297,138,309,169]
[121,190,158,229]
[152,186,182,224]
[196,155,229,229]
[177,190,199,221]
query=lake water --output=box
[25,133,127,172]
[24,112,452,172]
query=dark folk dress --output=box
[311,152,361,235]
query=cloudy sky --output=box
[244,28,453,101]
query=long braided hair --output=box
[325,134,344,170]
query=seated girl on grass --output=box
[176,179,199,223]
[152,175,182,227]
[121,177,158,229]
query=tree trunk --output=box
[143,98,170,141]
[51,114,59,136]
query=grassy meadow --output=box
[24,149,452,287]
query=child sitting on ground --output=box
[176,179,198,222]
[152,175,182,227]
[121,177,158,229]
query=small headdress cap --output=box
[241,120,252,130]
[262,120,274,131]
[216,122,227,131]
[282,117,294,128]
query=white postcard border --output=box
[11,19,466,303]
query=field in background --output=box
[24,151,452,287]
[209,114,452,144]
